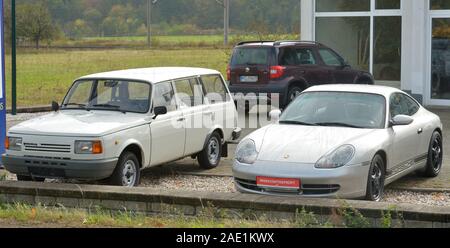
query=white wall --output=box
[401,0,428,103]
[301,0,315,40]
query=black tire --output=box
[198,132,222,170]
[17,175,32,181]
[420,131,443,178]
[109,152,141,187]
[16,175,45,182]
[357,78,374,85]
[286,86,304,107]
[365,154,385,201]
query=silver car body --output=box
[233,85,443,199]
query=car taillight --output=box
[4,137,9,150]
[270,66,285,79]
[227,65,231,81]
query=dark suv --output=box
[227,40,374,109]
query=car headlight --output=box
[235,139,258,164]
[315,145,355,169]
[5,137,23,151]
[75,140,103,154]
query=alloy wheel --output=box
[122,160,137,187]
[431,135,443,173]
[370,161,383,201]
[208,137,220,165]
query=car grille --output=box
[235,178,340,195]
[24,143,71,153]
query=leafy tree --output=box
[16,2,57,49]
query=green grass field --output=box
[52,34,298,48]
[4,48,230,107]
[6,34,300,107]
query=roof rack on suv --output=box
[273,40,324,46]
[237,41,274,46]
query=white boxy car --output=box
[2,67,241,187]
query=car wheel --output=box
[17,175,32,181]
[421,131,443,178]
[287,86,303,106]
[17,175,45,182]
[357,78,374,85]
[198,132,222,170]
[365,154,385,202]
[109,152,141,187]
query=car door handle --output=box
[177,117,186,122]
[417,128,423,134]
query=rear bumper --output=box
[1,154,118,180]
[229,79,290,106]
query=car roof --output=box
[236,40,324,48]
[77,67,221,84]
[304,84,404,98]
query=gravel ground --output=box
[141,175,450,207]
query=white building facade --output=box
[301,0,450,107]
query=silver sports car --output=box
[233,85,444,201]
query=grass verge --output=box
[0,202,402,228]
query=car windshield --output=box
[280,92,386,129]
[62,80,151,113]
[231,47,270,66]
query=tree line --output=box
[3,0,301,48]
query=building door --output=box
[428,17,450,106]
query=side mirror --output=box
[390,115,414,126]
[153,106,168,119]
[269,109,282,122]
[51,101,60,112]
[341,61,351,69]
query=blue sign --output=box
[0,0,6,163]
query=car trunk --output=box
[229,47,274,86]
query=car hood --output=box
[256,124,377,163]
[8,110,150,137]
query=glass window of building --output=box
[316,0,370,12]
[431,0,450,10]
[373,16,402,81]
[376,0,400,9]
[316,17,370,71]
[431,18,450,100]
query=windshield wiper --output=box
[62,103,87,108]
[90,104,126,114]
[314,122,364,128]
[279,120,317,126]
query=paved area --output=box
[2,107,450,191]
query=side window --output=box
[319,48,344,66]
[201,75,229,104]
[296,48,317,65]
[174,78,204,107]
[279,47,299,66]
[403,95,420,116]
[390,93,420,117]
[153,82,177,112]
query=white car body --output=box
[233,85,443,200]
[3,67,241,186]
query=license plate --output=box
[257,176,300,189]
[240,75,258,83]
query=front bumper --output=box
[2,154,118,180]
[233,160,369,199]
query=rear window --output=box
[231,47,270,66]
